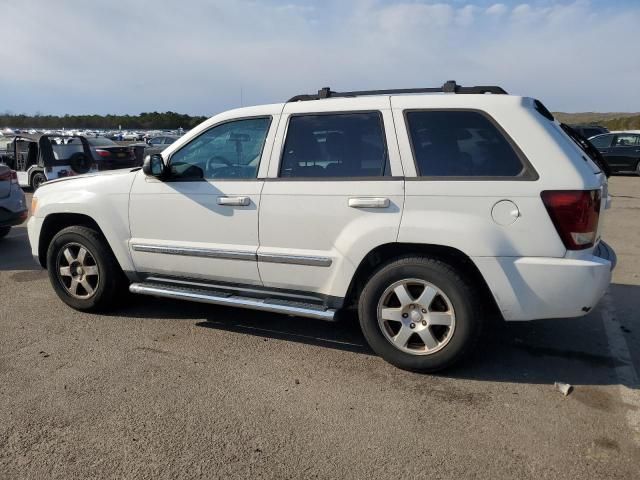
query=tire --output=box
[69,153,91,174]
[46,225,128,312]
[636,160,640,176]
[358,256,483,372]
[0,226,11,239]
[31,171,47,190]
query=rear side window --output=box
[590,134,613,148]
[405,110,527,178]
[613,134,639,147]
[280,112,389,178]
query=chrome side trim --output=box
[258,253,332,267]
[131,243,332,267]
[129,283,336,321]
[131,244,256,262]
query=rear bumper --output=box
[473,242,615,321]
[0,207,28,227]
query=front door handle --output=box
[348,197,390,209]
[217,196,250,206]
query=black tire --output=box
[31,171,47,190]
[0,226,11,239]
[69,153,91,174]
[46,225,128,312]
[358,256,483,372]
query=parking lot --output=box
[1,178,639,479]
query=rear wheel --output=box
[636,160,640,176]
[31,172,47,190]
[358,256,483,372]
[0,226,11,239]
[46,225,128,311]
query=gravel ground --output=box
[0,177,639,479]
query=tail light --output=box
[0,170,19,185]
[541,190,601,250]
[95,149,110,157]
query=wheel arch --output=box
[28,167,45,186]
[344,242,502,319]
[38,213,110,268]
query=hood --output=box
[42,167,141,187]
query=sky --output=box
[0,0,638,116]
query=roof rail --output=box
[287,80,507,102]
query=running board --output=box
[129,282,337,321]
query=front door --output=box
[129,111,279,285]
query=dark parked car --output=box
[590,131,640,175]
[569,124,609,139]
[82,137,140,170]
[0,165,27,237]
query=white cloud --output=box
[0,0,638,114]
[486,3,508,16]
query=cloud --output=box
[486,3,508,17]
[0,0,638,115]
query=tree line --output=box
[1,111,208,130]
[601,115,640,131]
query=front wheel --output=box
[358,257,483,372]
[46,225,128,311]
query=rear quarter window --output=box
[405,110,531,179]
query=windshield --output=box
[87,137,117,147]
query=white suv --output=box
[27,82,616,372]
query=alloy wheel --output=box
[56,242,100,299]
[377,278,456,355]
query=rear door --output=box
[606,134,640,171]
[257,98,404,299]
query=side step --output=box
[129,282,337,321]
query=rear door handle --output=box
[217,196,250,206]
[348,197,390,209]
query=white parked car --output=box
[121,131,141,141]
[27,82,615,371]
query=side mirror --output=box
[142,154,166,178]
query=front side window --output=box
[613,134,639,147]
[280,112,388,178]
[590,134,613,148]
[406,110,526,177]
[149,137,164,146]
[170,117,271,180]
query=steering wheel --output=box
[205,155,233,175]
